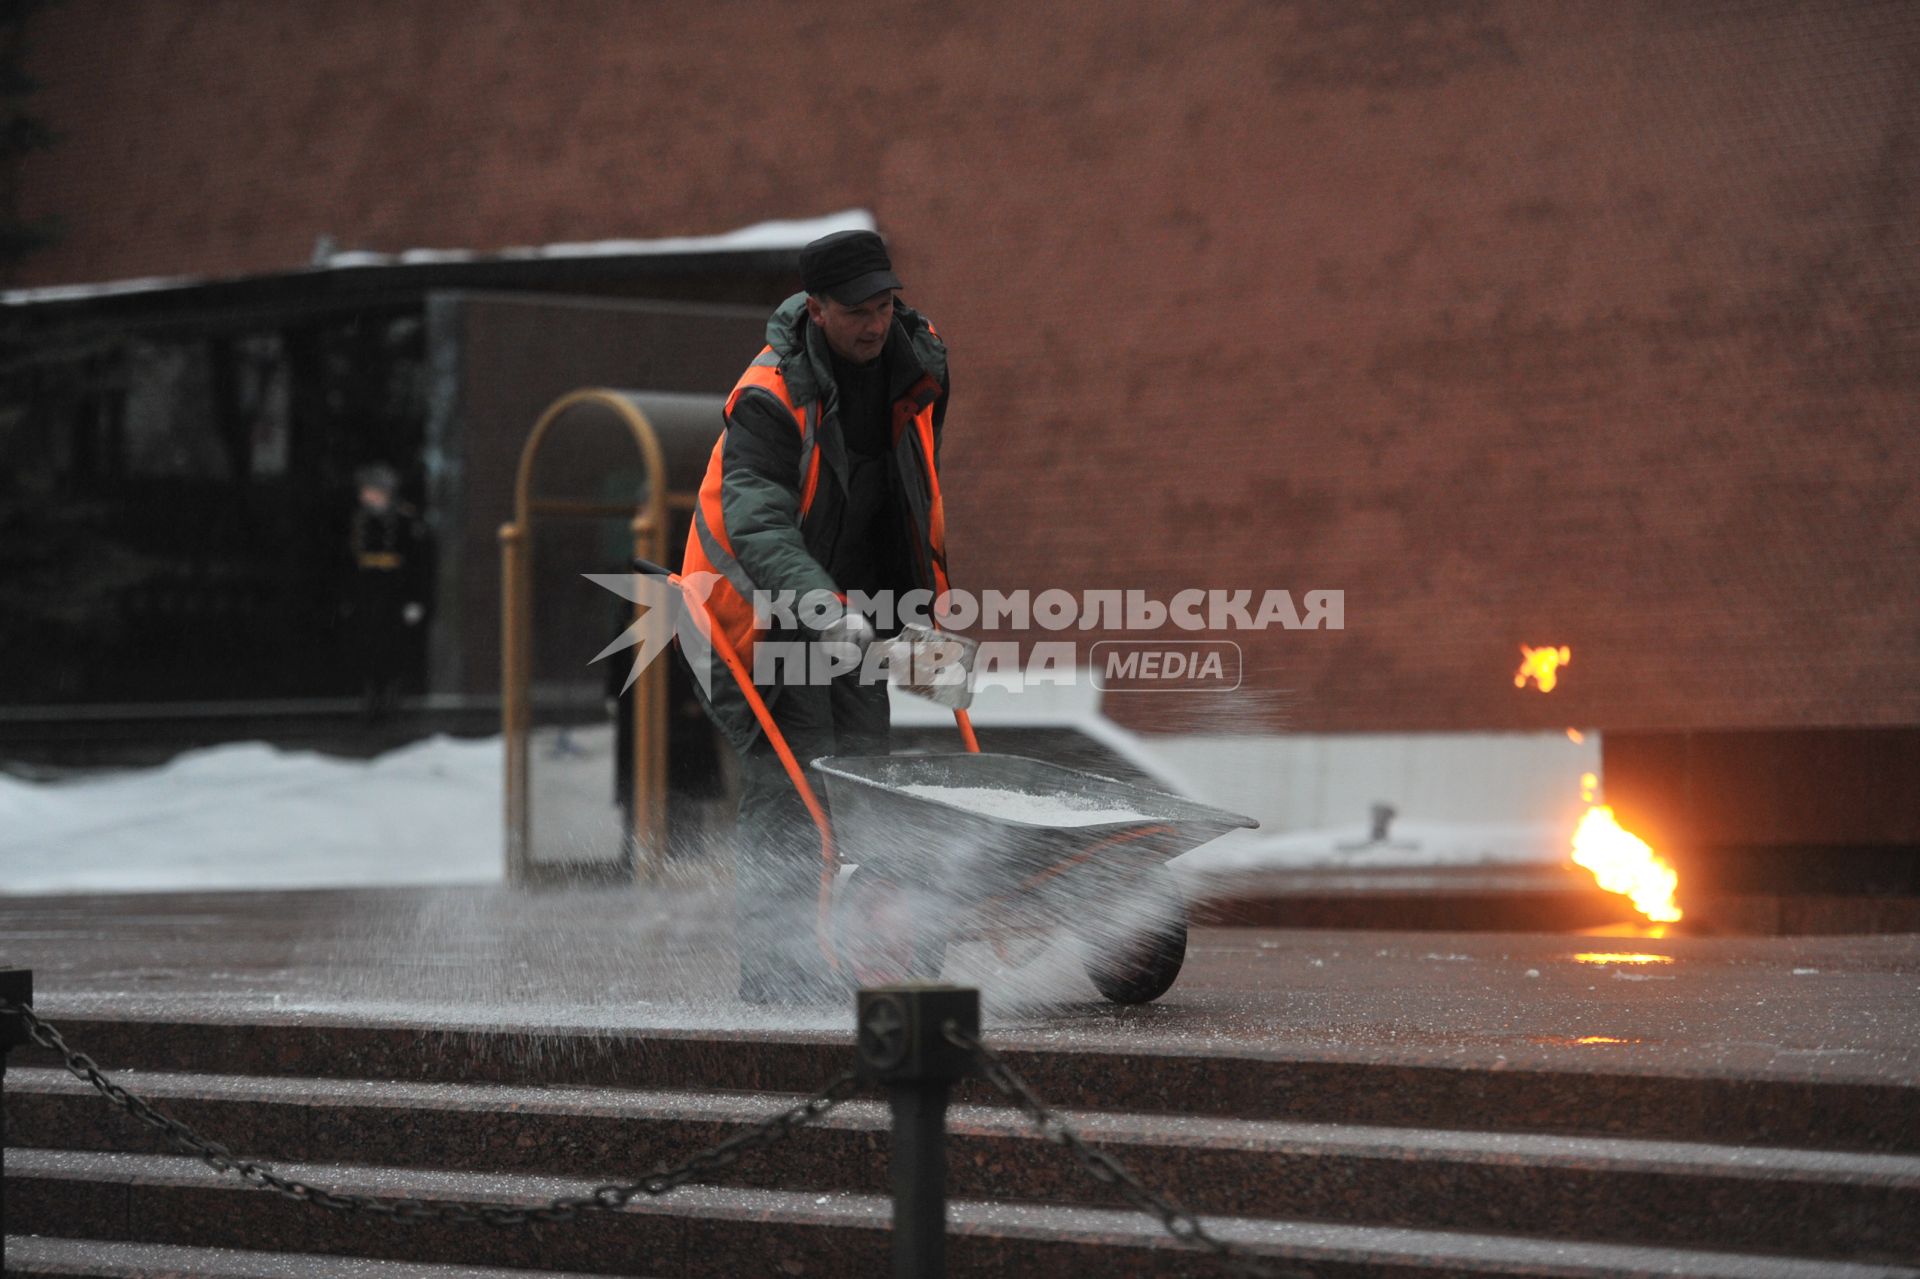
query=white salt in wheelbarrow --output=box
[812,752,1257,1004]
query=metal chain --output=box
[947,1021,1308,1279]
[3,1000,858,1227]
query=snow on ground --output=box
[0,680,1582,895]
[0,736,503,895]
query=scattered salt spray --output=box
[895,784,1150,827]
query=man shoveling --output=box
[679,230,961,1005]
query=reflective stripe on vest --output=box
[725,354,822,516]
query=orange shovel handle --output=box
[636,561,838,967]
[955,707,980,753]
[637,560,982,971]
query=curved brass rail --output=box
[500,389,674,887]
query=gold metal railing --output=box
[499,389,681,887]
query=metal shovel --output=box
[877,622,978,709]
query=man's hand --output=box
[816,612,876,657]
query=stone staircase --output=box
[6,1012,1918,1277]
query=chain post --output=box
[1,967,33,1270]
[855,983,979,1279]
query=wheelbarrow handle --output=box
[631,556,673,577]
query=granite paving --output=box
[4,886,1918,1275]
[1,885,1913,1087]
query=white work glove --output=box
[402,601,425,626]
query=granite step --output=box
[10,1149,1918,1279]
[9,1067,1917,1262]
[17,1014,1912,1152]
[3,1236,626,1279]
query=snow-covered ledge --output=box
[1,209,879,306]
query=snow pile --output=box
[0,736,503,895]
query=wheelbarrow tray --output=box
[810,752,1257,900]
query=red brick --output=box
[13,0,1917,732]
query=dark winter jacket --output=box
[682,291,950,747]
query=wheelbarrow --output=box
[813,752,1256,1003]
[632,559,1257,1004]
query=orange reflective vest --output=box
[682,346,949,676]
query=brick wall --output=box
[17,0,1919,732]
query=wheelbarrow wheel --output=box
[1080,868,1187,1005]
[833,866,947,986]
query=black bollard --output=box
[856,984,979,1279]
[0,967,33,1269]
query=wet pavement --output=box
[4,884,1915,1089]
